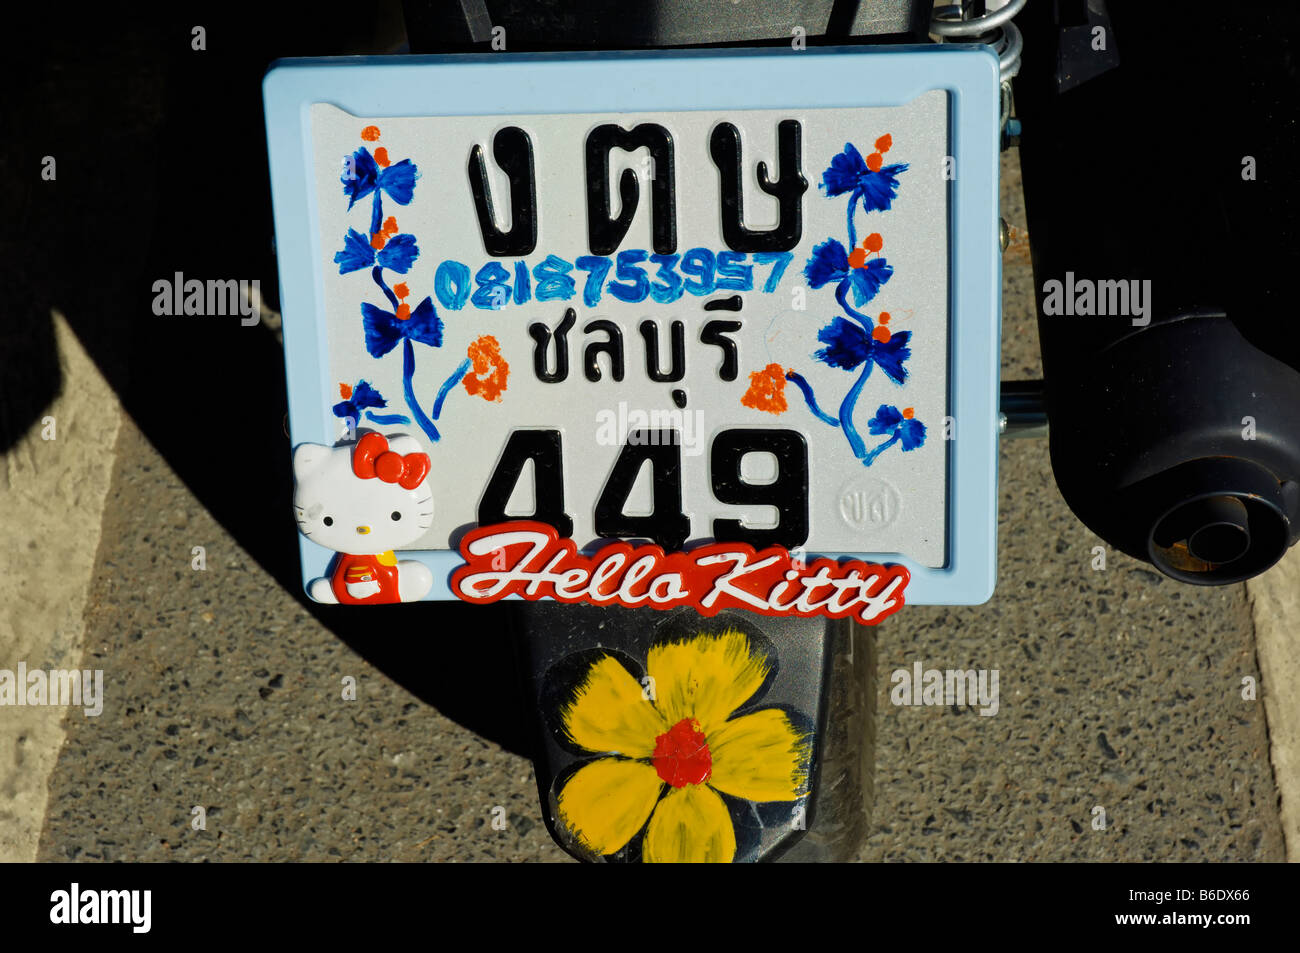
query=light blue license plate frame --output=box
[264,44,1001,606]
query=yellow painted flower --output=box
[554,629,812,863]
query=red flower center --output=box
[652,718,712,788]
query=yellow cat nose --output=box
[356,526,371,535]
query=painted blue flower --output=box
[334,138,467,448]
[789,135,921,470]
[861,403,927,465]
[804,238,893,319]
[332,379,385,418]
[343,148,417,209]
[331,380,411,428]
[821,140,908,246]
[815,317,872,370]
[342,147,419,235]
[362,296,443,359]
[334,228,420,276]
[815,317,912,384]
[821,142,908,209]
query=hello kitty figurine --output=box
[293,432,435,604]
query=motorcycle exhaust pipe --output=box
[1012,0,1300,584]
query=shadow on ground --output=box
[9,5,537,756]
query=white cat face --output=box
[293,434,433,553]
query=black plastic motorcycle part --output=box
[402,0,931,53]
[1014,0,1300,583]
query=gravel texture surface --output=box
[34,148,1283,862]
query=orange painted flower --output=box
[554,630,812,863]
[462,335,509,402]
[741,363,788,414]
[866,134,892,173]
[872,310,893,342]
[360,125,381,142]
[370,215,401,250]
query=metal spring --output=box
[931,0,1026,84]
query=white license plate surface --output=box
[266,48,1001,605]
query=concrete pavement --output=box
[5,150,1291,862]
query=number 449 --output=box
[477,427,810,551]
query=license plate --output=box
[265,46,1000,610]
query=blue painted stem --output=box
[402,338,440,443]
[847,192,860,250]
[838,361,874,459]
[432,358,472,420]
[365,411,411,426]
[786,371,840,427]
[835,281,873,329]
[372,266,399,309]
[861,432,901,467]
[374,268,435,439]
[370,190,384,240]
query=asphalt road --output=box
[28,150,1284,862]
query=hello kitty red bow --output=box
[352,433,430,490]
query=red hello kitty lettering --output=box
[452,521,910,624]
